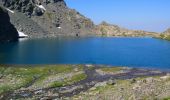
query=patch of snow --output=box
[17,30,28,38]
[6,8,14,13]
[57,27,61,29]
[36,4,46,11]
[19,38,28,42]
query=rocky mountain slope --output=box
[95,21,159,37]
[0,0,95,38]
[0,0,167,39]
[0,6,18,42]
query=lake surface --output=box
[0,37,170,70]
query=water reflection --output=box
[0,37,170,69]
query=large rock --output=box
[0,7,18,42]
[0,0,95,38]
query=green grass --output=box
[51,81,65,87]
[0,65,75,94]
[163,97,170,100]
[69,73,87,83]
[51,73,87,88]
[100,67,123,73]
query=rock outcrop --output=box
[0,0,95,38]
[0,6,18,42]
[95,21,159,37]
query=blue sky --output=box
[65,0,170,32]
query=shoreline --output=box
[0,64,170,99]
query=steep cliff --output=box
[95,21,158,37]
[0,0,95,38]
[0,6,18,42]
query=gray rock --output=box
[0,0,95,38]
[107,79,116,85]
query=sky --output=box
[65,0,170,32]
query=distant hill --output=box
[95,21,159,37]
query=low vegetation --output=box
[0,65,170,100]
[100,67,124,73]
[72,76,170,100]
[0,65,84,94]
[159,34,170,41]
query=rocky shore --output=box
[0,65,170,100]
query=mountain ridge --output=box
[0,0,95,38]
[94,21,159,37]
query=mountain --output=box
[0,6,18,42]
[95,21,159,37]
[0,0,95,38]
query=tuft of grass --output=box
[100,67,123,73]
[51,81,65,87]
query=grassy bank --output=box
[0,65,85,94]
[0,65,170,100]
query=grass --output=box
[0,65,75,94]
[51,73,87,88]
[100,67,123,73]
[69,73,87,83]
[163,97,170,100]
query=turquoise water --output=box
[0,37,170,69]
